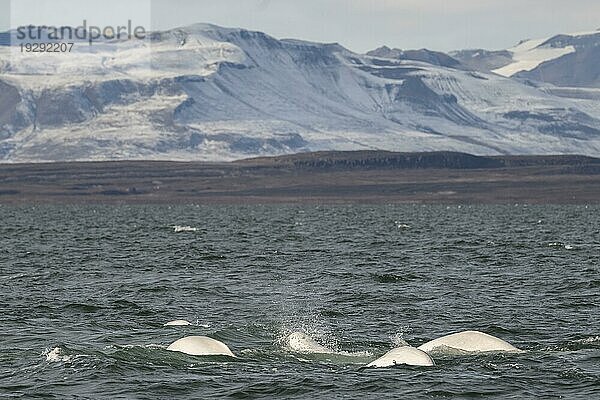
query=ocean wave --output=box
[44,346,92,364]
[548,242,576,250]
[107,344,166,350]
[574,336,600,345]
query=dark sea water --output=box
[1,204,599,399]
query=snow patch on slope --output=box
[493,38,575,77]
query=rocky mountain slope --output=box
[1,24,600,162]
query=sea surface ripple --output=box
[1,204,599,399]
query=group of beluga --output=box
[164,321,523,368]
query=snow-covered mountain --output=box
[366,46,461,69]
[451,30,600,88]
[1,23,600,162]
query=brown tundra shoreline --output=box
[0,151,599,204]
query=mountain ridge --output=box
[1,23,600,162]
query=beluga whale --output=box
[417,331,523,354]
[167,336,236,357]
[164,320,192,326]
[284,332,374,362]
[285,332,335,354]
[364,346,435,368]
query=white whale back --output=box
[167,336,236,357]
[164,320,192,326]
[365,346,435,368]
[417,331,522,354]
[286,332,334,354]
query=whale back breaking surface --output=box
[417,331,522,354]
[164,320,192,326]
[167,336,236,357]
[286,332,334,354]
[366,346,435,368]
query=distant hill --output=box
[240,151,600,170]
[1,151,599,204]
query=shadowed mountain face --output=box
[515,45,600,88]
[0,81,22,129]
[1,24,600,162]
[367,46,461,69]
[511,33,600,89]
[449,49,513,72]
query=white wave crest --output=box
[45,347,72,363]
[575,336,600,344]
[172,225,198,233]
